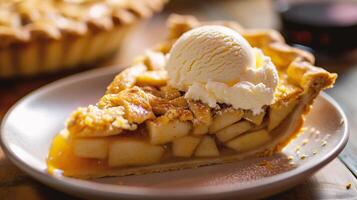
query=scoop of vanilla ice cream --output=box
[166,25,279,114]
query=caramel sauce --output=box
[47,128,150,176]
[47,134,109,176]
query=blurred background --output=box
[0,0,357,198]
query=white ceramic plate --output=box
[0,67,349,200]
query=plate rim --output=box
[0,67,349,199]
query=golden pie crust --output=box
[0,0,167,78]
[47,14,337,178]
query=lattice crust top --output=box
[0,0,166,45]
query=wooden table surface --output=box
[1,0,357,199]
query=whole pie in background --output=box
[0,0,166,78]
[47,14,337,178]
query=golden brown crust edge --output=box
[166,14,336,84]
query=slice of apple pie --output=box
[47,14,337,178]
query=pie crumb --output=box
[302,139,309,146]
[300,155,307,160]
[346,182,352,190]
[258,160,268,166]
[321,140,327,147]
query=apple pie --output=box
[0,0,166,78]
[47,14,337,178]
